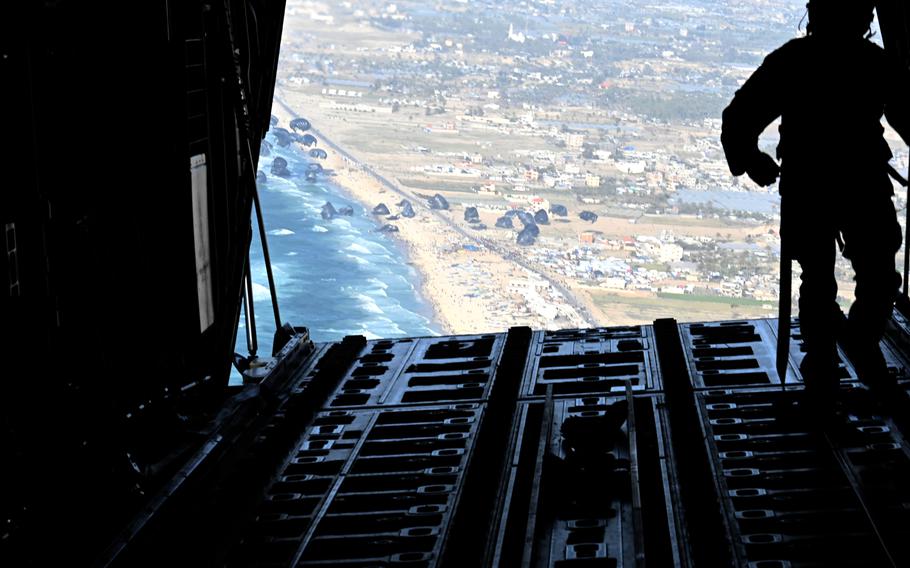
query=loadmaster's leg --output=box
[793,235,840,408]
[841,195,903,389]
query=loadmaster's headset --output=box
[804,0,876,38]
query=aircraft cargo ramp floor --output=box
[109,315,910,567]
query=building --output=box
[565,132,585,149]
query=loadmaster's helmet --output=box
[806,0,876,37]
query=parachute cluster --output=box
[266,117,328,184]
[364,199,422,235]
[486,203,593,246]
[321,202,354,220]
[264,116,604,248]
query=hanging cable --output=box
[249,160,281,330]
[243,253,258,358]
[222,0,282,331]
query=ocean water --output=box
[233,130,440,378]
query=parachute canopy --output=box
[517,211,535,227]
[400,201,416,218]
[549,204,568,217]
[271,157,290,177]
[321,202,338,220]
[579,210,598,223]
[428,194,450,210]
[290,117,312,131]
[517,226,537,246]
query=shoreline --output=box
[319,149,477,334]
[269,101,454,336]
[272,95,594,334]
[330,177,450,336]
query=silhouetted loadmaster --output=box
[721,0,910,408]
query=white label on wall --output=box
[191,153,215,333]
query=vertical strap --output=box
[243,253,258,358]
[902,164,910,296]
[777,194,792,387]
[777,241,792,387]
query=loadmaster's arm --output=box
[721,47,785,186]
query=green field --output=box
[591,290,774,326]
[656,293,770,307]
[640,214,753,229]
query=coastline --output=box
[269,101,454,335]
[319,148,493,335]
[271,96,592,335]
[327,175,449,337]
